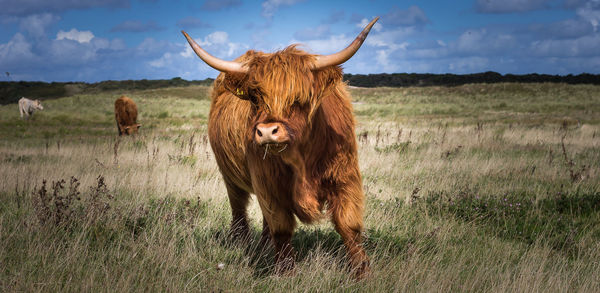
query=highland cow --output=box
[114,96,140,135]
[18,97,44,119]
[183,17,379,278]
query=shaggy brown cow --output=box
[114,96,141,135]
[183,17,379,278]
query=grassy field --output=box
[1,83,599,292]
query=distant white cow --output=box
[18,97,44,119]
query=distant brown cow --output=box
[183,17,379,278]
[114,96,140,135]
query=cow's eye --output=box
[249,95,258,105]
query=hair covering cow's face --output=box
[221,47,342,153]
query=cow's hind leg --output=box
[329,185,370,279]
[224,182,251,241]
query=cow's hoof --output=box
[351,260,371,280]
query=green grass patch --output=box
[424,189,600,257]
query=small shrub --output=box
[31,175,114,227]
[32,177,81,226]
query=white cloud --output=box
[576,0,600,31]
[366,28,415,48]
[453,29,516,54]
[261,0,305,20]
[204,31,229,45]
[528,18,594,39]
[49,37,96,64]
[149,52,172,68]
[226,42,243,57]
[136,38,174,57]
[150,30,248,74]
[530,34,600,57]
[0,33,36,66]
[455,29,486,52]
[357,18,383,32]
[180,46,194,58]
[56,28,94,43]
[448,57,490,72]
[19,13,60,38]
[375,49,400,72]
[289,34,352,54]
[90,37,126,51]
[410,46,448,59]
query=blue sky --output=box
[1,0,599,82]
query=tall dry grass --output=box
[0,83,599,292]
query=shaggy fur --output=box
[114,96,140,135]
[208,46,369,278]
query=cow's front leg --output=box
[259,217,271,249]
[224,181,251,242]
[256,196,296,275]
[272,230,295,275]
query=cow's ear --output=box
[313,66,343,96]
[136,124,141,129]
[222,72,251,100]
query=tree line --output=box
[2,72,600,105]
[0,77,213,105]
[343,72,600,87]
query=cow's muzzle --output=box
[255,122,289,155]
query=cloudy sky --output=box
[1,0,599,82]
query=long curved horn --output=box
[181,31,248,73]
[313,17,379,70]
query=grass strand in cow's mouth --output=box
[261,143,288,159]
[263,144,269,160]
